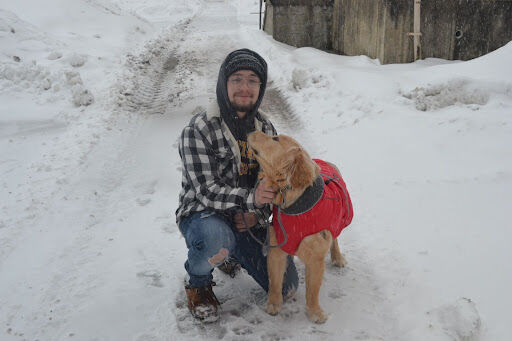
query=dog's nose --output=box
[248,131,263,139]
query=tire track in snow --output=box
[120,18,194,115]
[260,87,303,133]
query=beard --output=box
[228,89,260,114]
[231,102,256,113]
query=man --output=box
[176,49,298,321]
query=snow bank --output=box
[0,61,94,106]
[402,79,490,111]
[0,8,96,107]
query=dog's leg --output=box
[266,225,288,316]
[330,238,347,267]
[296,230,332,324]
[324,161,348,268]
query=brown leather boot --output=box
[217,258,241,278]
[185,283,220,322]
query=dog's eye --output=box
[272,136,279,142]
[252,148,259,155]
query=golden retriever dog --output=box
[247,131,353,323]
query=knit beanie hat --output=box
[216,48,268,140]
[223,49,267,83]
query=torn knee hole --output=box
[208,248,229,266]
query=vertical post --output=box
[407,0,422,61]
[413,0,422,61]
[259,0,263,30]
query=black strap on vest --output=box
[281,175,325,215]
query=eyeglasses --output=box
[228,77,262,89]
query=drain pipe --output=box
[259,0,263,30]
[407,0,422,61]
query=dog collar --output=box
[281,175,324,215]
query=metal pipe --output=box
[259,0,263,30]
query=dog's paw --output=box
[265,300,282,316]
[331,253,347,268]
[307,308,328,324]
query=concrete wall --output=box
[333,0,512,64]
[266,0,334,51]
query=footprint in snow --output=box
[136,197,151,206]
[328,288,346,299]
[427,297,481,340]
[136,270,164,288]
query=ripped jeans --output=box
[179,211,298,296]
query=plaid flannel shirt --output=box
[176,102,277,226]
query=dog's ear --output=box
[288,147,320,189]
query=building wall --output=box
[421,0,512,61]
[332,0,414,64]
[263,2,274,36]
[333,0,512,64]
[268,0,334,51]
[266,0,512,64]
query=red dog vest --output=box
[272,159,353,255]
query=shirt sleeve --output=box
[180,124,251,213]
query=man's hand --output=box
[234,212,258,232]
[255,177,276,207]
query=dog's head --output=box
[248,131,320,193]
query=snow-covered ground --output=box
[1,0,511,340]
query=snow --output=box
[1,0,511,340]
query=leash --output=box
[241,183,289,256]
[242,204,288,256]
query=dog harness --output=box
[272,159,353,255]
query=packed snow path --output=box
[119,3,396,338]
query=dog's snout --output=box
[247,131,259,142]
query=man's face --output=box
[227,70,261,117]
